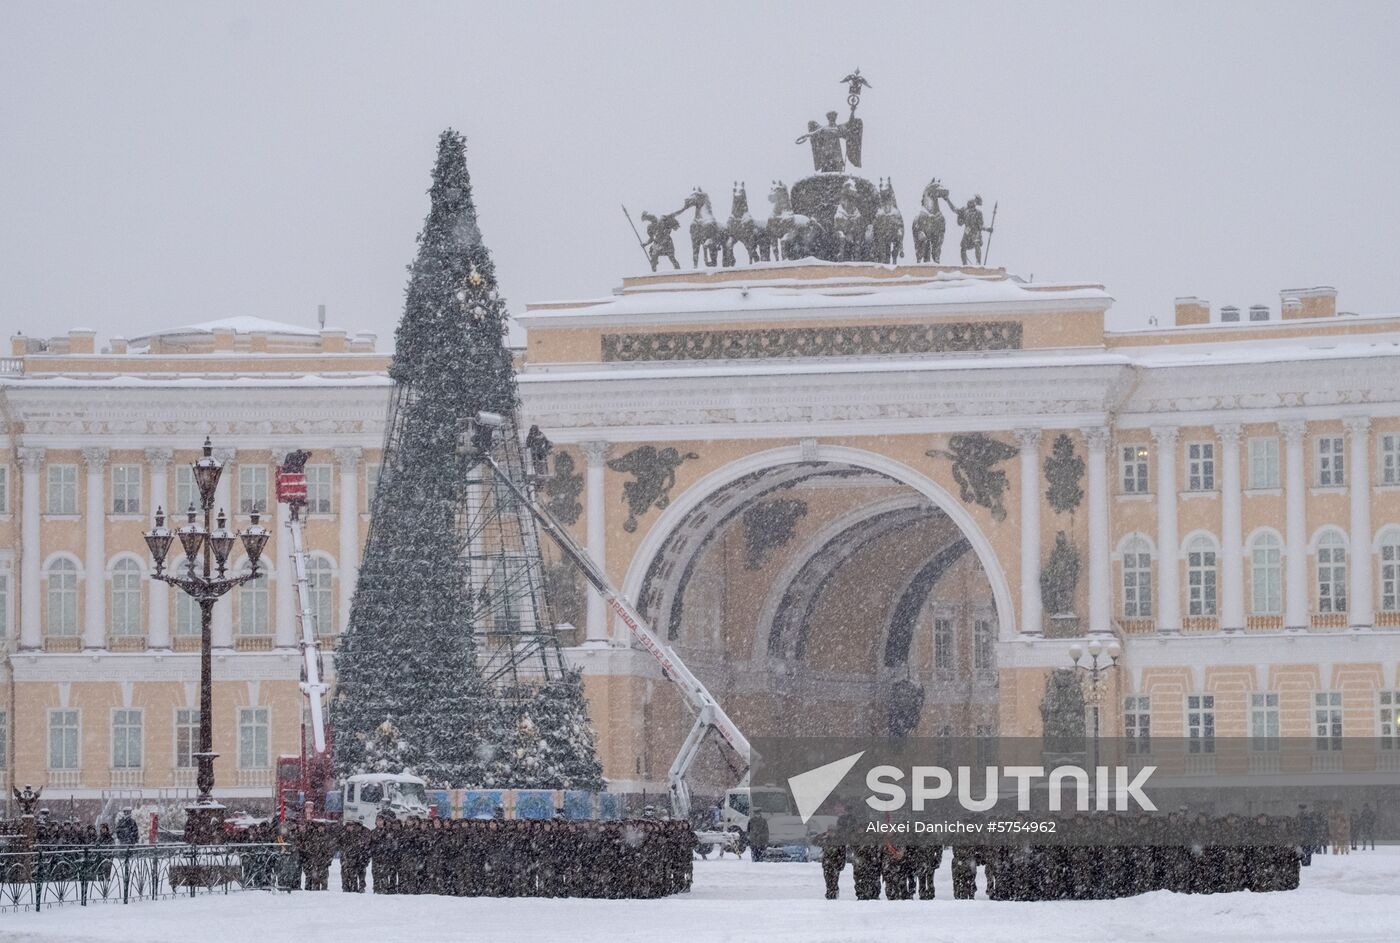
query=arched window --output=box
[1186,535,1217,616]
[1379,529,1400,613]
[110,559,143,636]
[1316,531,1347,613]
[1121,536,1153,618]
[173,559,199,637]
[45,558,78,636]
[1249,533,1282,616]
[237,564,269,637]
[306,556,334,636]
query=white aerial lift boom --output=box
[275,450,329,756]
[467,413,751,838]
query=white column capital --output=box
[1149,425,1179,449]
[144,446,174,468]
[1214,423,1243,445]
[1080,426,1111,452]
[81,446,110,469]
[580,440,612,467]
[17,446,45,471]
[1344,415,1372,437]
[1279,419,1307,445]
[1013,427,1042,452]
[335,446,363,470]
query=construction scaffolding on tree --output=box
[458,413,570,689]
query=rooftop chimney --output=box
[1174,297,1210,326]
[68,328,96,354]
[1280,287,1336,320]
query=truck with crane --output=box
[275,426,789,853]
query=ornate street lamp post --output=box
[143,438,269,843]
[1068,639,1122,789]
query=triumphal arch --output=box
[516,72,1397,795]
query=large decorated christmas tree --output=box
[331,130,601,789]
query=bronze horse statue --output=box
[873,177,904,264]
[765,180,821,261]
[912,177,951,263]
[682,186,726,267]
[724,182,762,267]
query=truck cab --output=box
[341,772,431,827]
[720,786,833,860]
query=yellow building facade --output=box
[3,264,1399,809]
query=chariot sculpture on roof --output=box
[626,68,1000,269]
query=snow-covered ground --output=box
[1,848,1395,943]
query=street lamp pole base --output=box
[183,801,227,845]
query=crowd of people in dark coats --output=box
[263,815,695,898]
[819,810,1319,901]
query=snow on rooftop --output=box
[130,316,325,341]
[522,267,1112,322]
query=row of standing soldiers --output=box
[820,812,1306,901]
[277,816,694,898]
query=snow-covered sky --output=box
[3,1,1398,344]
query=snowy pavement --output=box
[1,848,1395,943]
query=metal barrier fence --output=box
[0,843,292,912]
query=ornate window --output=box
[111,709,143,770]
[365,463,381,512]
[1120,445,1149,494]
[174,560,199,637]
[46,464,77,514]
[49,709,80,770]
[1124,695,1150,754]
[1186,694,1215,754]
[238,707,270,769]
[1380,529,1400,612]
[1316,436,1345,487]
[1121,536,1153,618]
[1249,533,1282,615]
[1382,434,1400,486]
[1316,530,1347,613]
[307,556,334,635]
[1250,693,1279,752]
[1248,437,1279,489]
[237,565,269,636]
[45,558,78,636]
[175,709,200,768]
[933,616,955,676]
[1186,535,1217,616]
[1381,691,1399,751]
[110,558,143,636]
[304,465,333,515]
[111,464,142,515]
[973,617,994,671]
[175,466,197,514]
[238,465,269,514]
[1186,442,1215,491]
[1314,691,1343,751]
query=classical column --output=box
[1015,428,1043,636]
[1218,424,1244,632]
[580,441,611,645]
[1281,420,1308,629]
[1151,426,1180,633]
[274,496,296,648]
[18,447,44,650]
[211,447,237,649]
[1346,416,1373,628]
[145,447,173,648]
[82,446,110,649]
[1083,427,1112,636]
[335,447,362,633]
